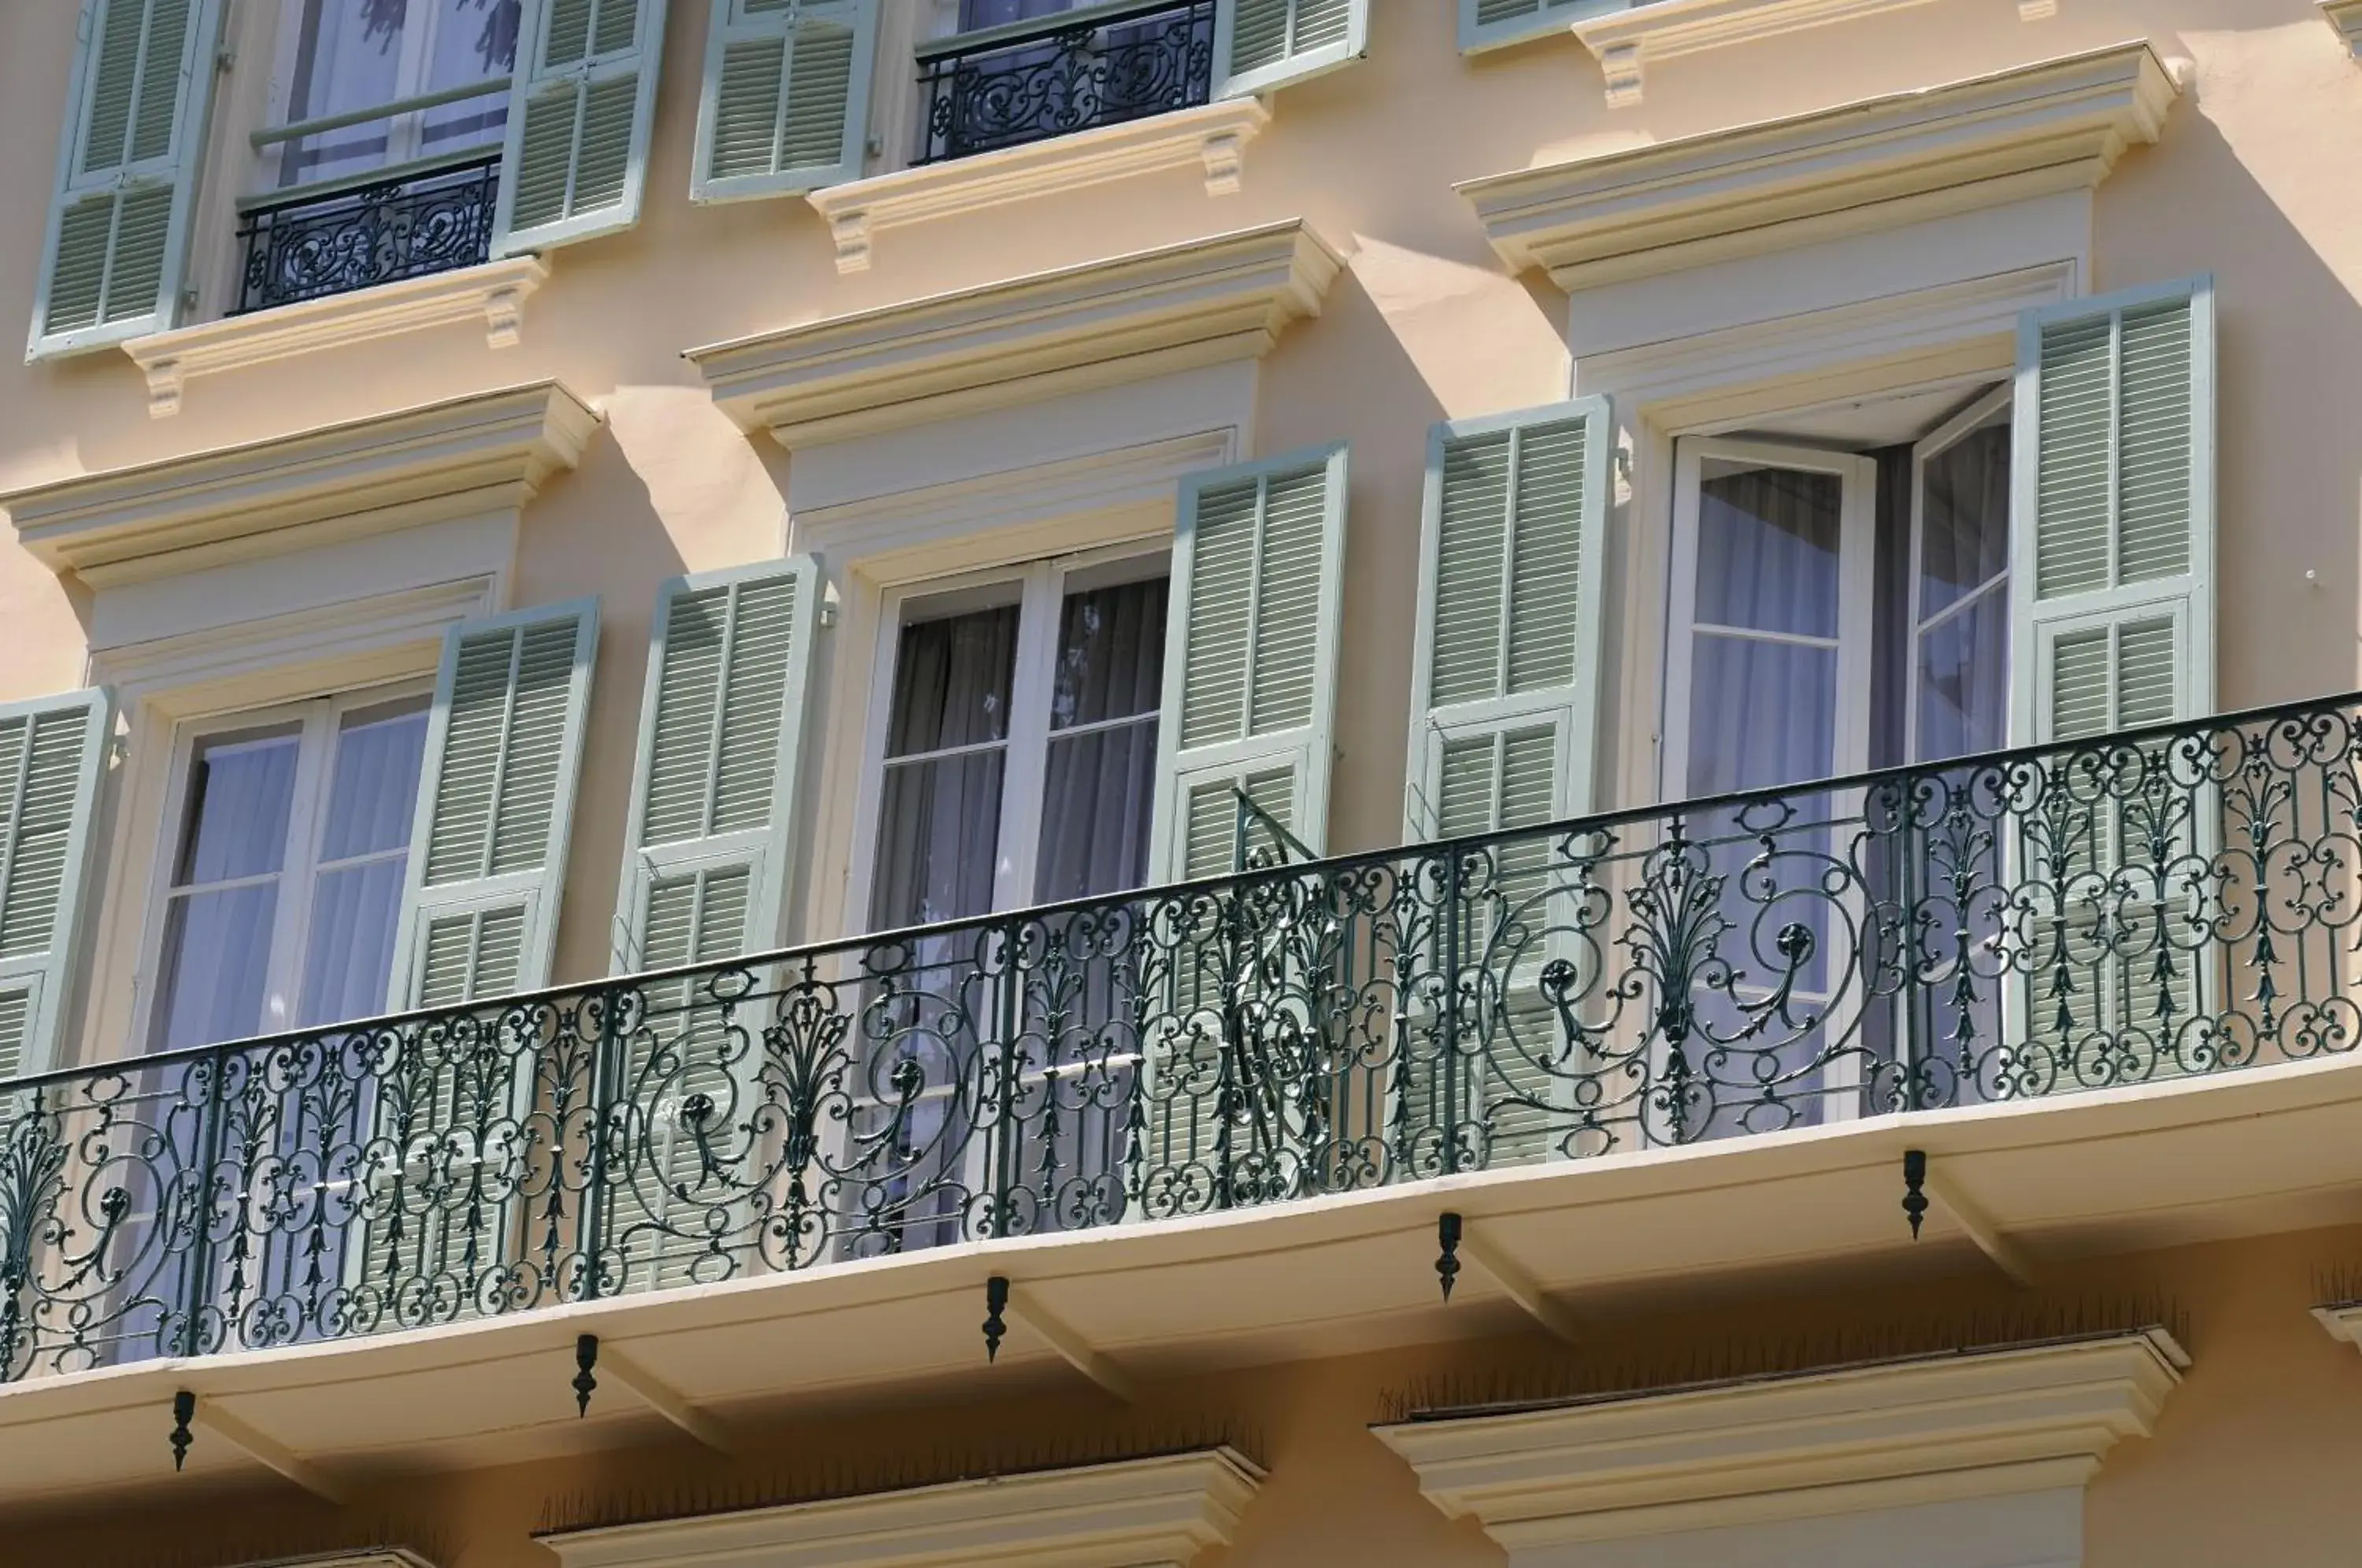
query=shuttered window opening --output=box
[31,0,223,357]
[1215,0,1368,99]
[493,0,671,253]
[694,0,875,202]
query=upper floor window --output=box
[269,0,520,188]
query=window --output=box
[268,0,521,188]
[146,687,431,1053]
[865,554,1170,930]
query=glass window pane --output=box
[961,0,1087,27]
[318,698,430,863]
[1036,723,1157,901]
[1694,463,1843,638]
[1684,633,1839,797]
[151,885,280,1052]
[1916,586,2009,762]
[870,752,1007,929]
[298,859,411,1027]
[1918,421,2011,622]
[885,606,1019,757]
[174,728,302,886]
[1050,577,1168,730]
[420,0,519,152]
[280,0,409,184]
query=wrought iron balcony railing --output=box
[914,0,1218,165]
[6,690,2361,1380]
[233,153,502,316]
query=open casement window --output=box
[2008,278,2217,1092]
[0,691,113,1083]
[1138,444,1349,1216]
[1213,0,1368,98]
[491,0,671,254]
[1402,398,1611,1170]
[609,558,822,1292]
[28,0,225,358]
[1457,0,1623,54]
[691,0,876,202]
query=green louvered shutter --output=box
[1458,0,1623,54]
[1214,0,1368,98]
[609,559,821,1291]
[28,0,224,359]
[493,0,671,255]
[0,691,113,1082]
[1150,444,1350,882]
[691,0,875,202]
[387,601,601,1011]
[1402,398,1609,1168]
[2008,279,2216,1087]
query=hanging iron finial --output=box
[169,1390,196,1472]
[1436,1212,1464,1303]
[574,1333,599,1417]
[1902,1149,1929,1240]
[983,1276,1010,1363]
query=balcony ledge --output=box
[3,1046,2360,1511]
[1375,1330,2182,1549]
[686,219,1340,447]
[540,1448,1262,1568]
[1459,40,2179,289]
[121,257,549,420]
[805,98,1269,275]
[0,380,597,587]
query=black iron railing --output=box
[233,153,501,316]
[6,690,2362,1379]
[914,0,1217,165]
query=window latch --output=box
[215,46,236,73]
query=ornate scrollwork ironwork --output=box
[235,155,499,316]
[914,0,1217,166]
[2,692,2361,1383]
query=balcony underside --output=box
[6,1049,2362,1511]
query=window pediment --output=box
[685,220,1341,448]
[1459,42,2178,290]
[0,382,598,588]
[538,1448,1262,1568]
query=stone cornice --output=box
[1572,0,1941,105]
[123,257,549,420]
[539,1448,1263,1568]
[1375,1330,2185,1550]
[1,381,598,587]
[805,99,1270,275]
[686,220,1341,448]
[1460,41,2178,290]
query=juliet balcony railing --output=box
[6,690,2362,1381]
[914,0,1218,165]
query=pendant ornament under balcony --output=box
[170,1389,196,1471]
[983,1276,1011,1363]
[1903,1150,1929,1240]
[1437,1212,1464,1303]
[574,1333,599,1416]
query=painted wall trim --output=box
[1373,1329,2185,1551]
[1571,0,1942,105]
[686,220,1338,447]
[0,381,597,586]
[806,98,1270,274]
[537,1448,1263,1567]
[1459,42,2176,289]
[121,257,550,419]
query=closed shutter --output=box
[1214,0,1368,99]
[387,600,601,1011]
[493,0,672,255]
[1458,0,1623,54]
[2008,278,2216,1085]
[28,0,224,359]
[608,559,821,1291]
[1404,398,1610,1167]
[691,0,876,202]
[0,691,113,1082]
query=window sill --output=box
[803,98,1269,276]
[1570,0,2053,106]
[120,256,550,420]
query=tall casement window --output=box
[268,0,520,187]
[145,690,431,1052]
[865,555,1170,930]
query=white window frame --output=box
[132,678,434,1055]
[1905,383,2016,764]
[257,0,516,192]
[846,541,1172,935]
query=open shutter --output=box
[28,0,224,359]
[691,0,876,202]
[0,691,112,1082]
[1458,0,1623,54]
[1149,443,1349,882]
[1214,0,1368,99]
[493,0,672,255]
[2008,278,2216,1085]
[387,600,600,1011]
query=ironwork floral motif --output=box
[235,156,500,316]
[916,0,1217,165]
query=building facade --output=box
[2,0,2362,1562]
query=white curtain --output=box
[150,730,300,1053]
[1035,578,1165,902]
[298,703,429,1028]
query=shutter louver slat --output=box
[2116,301,2194,585]
[1431,434,1511,708]
[1462,0,1606,51]
[2034,315,2113,601]
[0,690,109,1082]
[0,714,94,958]
[712,39,787,180]
[1505,420,1587,693]
[129,0,191,161]
[1177,481,1259,751]
[693,0,873,202]
[0,992,30,1083]
[2049,627,2112,742]
[545,0,596,66]
[592,0,641,57]
[642,588,727,848]
[2116,618,2179,729]
[487,619,587,877]
[494,0,668,254]
[1216,0,1366,98]
[1249,470,1326,736]
[712,575,798,832]
[84,0,148,174]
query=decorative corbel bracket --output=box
[829,208,873,275]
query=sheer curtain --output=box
[869,605,1020,931]
[150,728,302,1054]
[278,0,520,186]
[1035,578,1166,902]
[1913,420,2012,761]
[298,700,430,1028]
